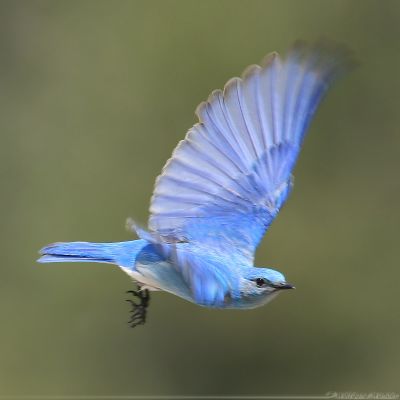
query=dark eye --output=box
[255,278,266,287]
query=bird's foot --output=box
[126,287,150,328]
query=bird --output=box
[38,41,353,327]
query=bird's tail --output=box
[37,240,147,269]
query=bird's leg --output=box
[126,286,150,328]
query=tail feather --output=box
[38,240,147,269]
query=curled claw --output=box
[126,299,139,307]
[126,287,150,328]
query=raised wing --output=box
[148,41,352,262]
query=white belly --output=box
[120,261,193,302]
[120,266,161,291]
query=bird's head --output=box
[241,267,295,299]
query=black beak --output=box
[272,282,295,290]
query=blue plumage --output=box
[39,240,147,269]
[38,41,352,323]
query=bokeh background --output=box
[1,0,399,397]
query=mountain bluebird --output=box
[38,41,352,327]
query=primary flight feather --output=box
[38,41,352,327]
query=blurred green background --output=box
[0,0,399,397]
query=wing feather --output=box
[147,41,353,265]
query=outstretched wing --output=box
[148,41,352,262]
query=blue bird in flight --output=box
[38,41,352,327]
